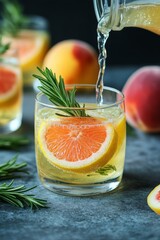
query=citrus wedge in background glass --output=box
[4,29,50,87]
[0,66,21,103]
[0,50,22,133]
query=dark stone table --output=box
[1,66,160,240]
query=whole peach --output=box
[43,40,99,84]
[123,66,160,132]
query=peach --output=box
[123,66,160,132]
[43,40,99,84]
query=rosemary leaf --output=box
[0,155,28,180]
[96,165,116,175]
[0,35,10,55]
[87,165,116,176]
[127,123,136,137]
[0,180,48,209]
[33,67,88,117]
[0,135,30,149]
[0,0,29,36]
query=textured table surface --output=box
[0,66,160,240]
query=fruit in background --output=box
[43,40,99,84]
[123,66,160,132]
[4,30,50,86]
[147,185,160,215]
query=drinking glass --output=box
[2,16,50,89]
[0,49,23,133]
[35,84,126,196]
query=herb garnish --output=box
[0,35,10,55]
[0,156,47,209]
[33,67,88,117]
[0,0,28,36]
[0,135,30,149]
[87,165,116,176]
[0,155,28,180]
[0,156,48,209]
[96,165,116,175]
[0,180,47,209]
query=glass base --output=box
[40,176,122,197]
[0,114,22,134]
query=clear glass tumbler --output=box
[2,16,50,89]
[35,84,126,196]
[0,49,23,133]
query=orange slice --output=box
[4,30,49,71]
[0,66,21,103]
[147,185,160,215]
[38,117,117,173]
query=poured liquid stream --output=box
[96,26,110,105]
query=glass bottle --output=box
[93,0,160,36]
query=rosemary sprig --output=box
[0,135,30,149]
[33,67,88,117]
[0,0,28,36]
[126,123,136,137]
[0,155,28,180]
[96,165,116,175]
[0,35,10,55]
[87,165,116,176]
[0,180,48,209]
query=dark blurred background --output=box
[17,0,160,66]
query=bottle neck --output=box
[94,0,125,33]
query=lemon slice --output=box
[147,185,160,215]
[38,117,118,173]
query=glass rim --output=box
[35,84,125,110]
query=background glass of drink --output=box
[0,49,23,133]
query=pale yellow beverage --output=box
[35,85,126,196]
[119,4,160,35]
[98,3,160,35]
[0,50,22,133]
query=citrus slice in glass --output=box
[114,115,126,147]
[38,117,117,173]
[4,30,49,71]
[147,185,160,215]
[0,66,21,103]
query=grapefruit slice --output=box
[38,117,117,173]
[4,30,49,71]
[147,185,160,215]
[0,66,21,103]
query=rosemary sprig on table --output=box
[0,0,28,36]
[0,35,10,55]
[0,135,30,149]
[0,156,48,209]
[0,155,28,180]
[0,180,47,209]
[33,67,88,117]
